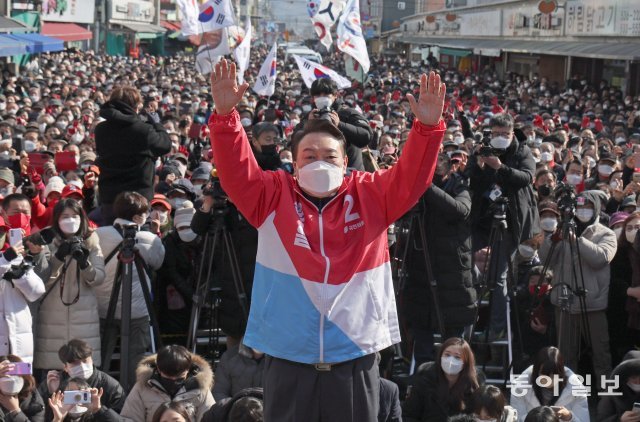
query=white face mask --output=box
[441,356,464,375]
[297,160,344,198]
[598,164,614,176]
[170,198,186,210]
[453,136,464,145]
[490,136,511,150]
[59,216,81,234]
[627,229,638,244]
[566,174,583,185]
[24,140,36,152]
[540,152,553,163]
[615,137,626,145]
[151,210,169,225]
[628,381,640,393]
[302,104,312,113]
[70,133,84,144]
[240,117,252,127]
[613,227,623,238]
[178,228,197,243]
[67,404,88,419]
[314,96,333,110]
[68,362,93,380]
[575,208,594,223]
[541,218,558,233]
[518,244,536,259]
[132,213,148,226]
[176,162,187,178]
[0,376,24,395]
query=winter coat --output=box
[32,232,105,369]
[0,255,45,363]
[38,366,125,422]
[539,191,617,313]
[510,365,589,422]
[402,362,480,422]
[95,100,171,204]
[596,355,640,421]
[623,235,640,329]
[210,110,444,364]
[212,343,263,402]
[94,220,165,320]
[202,388,263,422]
[378,377,402,422]
[0,390,45,422]
[120,353,215,422]
[403,173,477,331]
[468,138,539,245]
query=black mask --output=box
[158,376,185,397]
[538,184,552,197]
[261,144,278,156]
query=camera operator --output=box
[94,87,172,226]
[94,191,165,388]
[299,78,373,171]
[468,113,539,342]
[402,153,476,367]
[539,190,616,382]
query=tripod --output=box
[101,224,163,392]
[470,198,525,383]
[186,206,248,356]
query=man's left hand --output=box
[329,111,340,127]
[406,71,446,126]
[483,156,502,170]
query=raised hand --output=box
[406,72,446,126]
[210,58,250,116]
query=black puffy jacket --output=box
[95,100,171,204]
[0,390,45,422]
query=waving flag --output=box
[176,0,200,36]
[337,0,370,74]
[197,0,235,33]
[195,27,231,74]
[293,55,351,90]
[310,0,345,50]
[253,42,277,97]
[233,18,251,85]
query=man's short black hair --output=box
[252,122,280,139]
[229,396,264,422]
[58,339,93,364]
[524,406,560,422]
[2,193,30,211]
[490,113,514,131]
[291,119,346,161]
[310,78,337,97]
[113,191,149,221]
[156,345,192,377]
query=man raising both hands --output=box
[208,59,446,422]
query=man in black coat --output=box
[297,78,373,171]
[402,153,477,367]
[467,113,539,340]
[94,86,171,225]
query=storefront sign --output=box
[110,0,155,23]
[566,0,640,36]
[460,10,501,36]
[502,3,563,37]
[41,0,95,24]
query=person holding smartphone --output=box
[0,356,45,422]
[597,351,640,422]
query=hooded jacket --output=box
[597,352,640,422]
[95,100,172,204]
[539,190,617,313]
[120,353,215,422]
[210,109,443,364]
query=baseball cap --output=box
[61,184,84,199]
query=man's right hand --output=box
[210,59,250,116]
[621,411,640,422]
[47,370,61,394]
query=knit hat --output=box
[44,176,65,198]
[173,201,195,228]
[0,168,14,185]
[609,211,630,228]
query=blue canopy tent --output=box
[0,35,28,56]
[6,33,63,53]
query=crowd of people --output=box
[0,41,636,421]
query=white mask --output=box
[441,356,464,375]
[314,96,333,110]
[615,137,626,145]
[0,376,24,395]
[490,136,511,150]
[541,218,558,233]
[178,228,197,243]
[628,381,640,393]
[170,198,186,210]
[575,208,594,223]
[240,117,252,127]
[453,136,464,145]
[598,164,614,176]
[518,244,536,259]
[67,404,88,419]
[566,174,583,185]
[540,152,553,163]
[68,362,93,380]
[151,210,169,225]
[59,216,81,234]
[302,104,312,113]
[613,227,623,238]
[132,213,148,226]
[627,229,638,244]
[23,140,36,152]
[176,162,187,178]
[297,161,344,197]
[70,133,84,144]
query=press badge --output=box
[489,184,503,202]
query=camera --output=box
[314,107,333,122]
[554,182,576,219]
[66,237,85,261]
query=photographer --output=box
[32,199,105,373]
[94,192,165,387]
[301,78,373,171]
[539,190,616,382]
[94,87,172,226]
[468,113,538,342]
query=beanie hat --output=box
[174,201,195,228]
[610,211,630,228]
[0,168,14,185]
[44,176,65,198]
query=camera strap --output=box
[59,259,81,307]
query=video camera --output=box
[479,128,494,157]
[554,182,577,220]
[314,107,333,122]
[202,169,229,209]
[24,227,56,246]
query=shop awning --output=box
[6,33,63,53]
[42,22,92,42]
[0,34,28,56]
[440,47,471,57]
[117,22,166,39]
[397,36,640,60]
[160,20,181,32]
[0,16,28,33]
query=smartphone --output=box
[63,390,91,405]
[8,228,22,247]
[54,151,78,172]
[634,402,640,413]
[6,362,31,375]
[27,152,51,174]
[633,173,640,183]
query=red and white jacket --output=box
[209,110,444,364]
